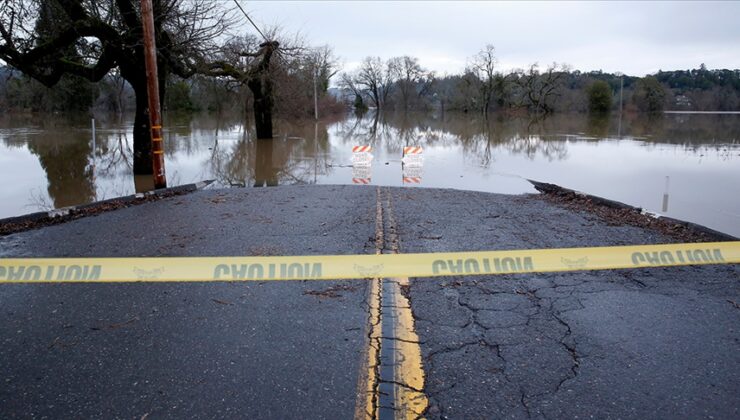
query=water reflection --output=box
[254,140,278,187]
[0,111,738,236]
[28,129,95,209]
[662,176,671,213]
[586,113,611,139]
[207,118,333,187]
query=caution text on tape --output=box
[0,242,737,283]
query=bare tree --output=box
[467,44,497,116]
[204,26,331,137]
[515,62,569,114]
[352,56,398,111]
[339,71,364,108]
[492,72,514,109]
[355,57,384,109]
[394,55,434,111]
[206,33,283,139]
[306,45,340,93]
[301,45,340,118]
[0,0,235,174]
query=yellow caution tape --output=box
[0,242,738,283]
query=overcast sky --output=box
[244,0,740,76]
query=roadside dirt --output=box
[0,189,192,236]
[532,182,729,243]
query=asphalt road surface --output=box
[0,185,738,419]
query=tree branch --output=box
[58,45,118,82]
[115,0,140,30]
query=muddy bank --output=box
[530,180,737,242]
[2,180,734,243]
[0,181,212,237]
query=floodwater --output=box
[0,111,738,237]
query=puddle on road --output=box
[0,111,738,236]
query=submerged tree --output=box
[634,76,667,114]
[587,80,613,113]
[341,55,439,112]
[305,45,340,95]
[0,0,234,174]
[361,57,390,110]
[207,37,281,139]
[394,56,434,111]
[515,63,568,114]
[348,56,399,111]
[273,43,341,119]
[466,44,498,116]
[204,29,300,139]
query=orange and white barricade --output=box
[401,146,423,166]
[352,145,373,167]
[402,161,423,184]
[352,165,372,185]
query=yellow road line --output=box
[1,242,738,284]
[358,187,429,419]
[379,276,428,419]
[379,189,427,419]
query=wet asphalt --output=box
[0,186,376,419]
[0,185,738,419]
[389,188,740,419]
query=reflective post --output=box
[313,67,319,121]
[662,176,670,213]
[91,118,96,199]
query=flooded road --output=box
[0,111,738,236]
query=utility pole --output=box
[617,72,624,138]
[141,0,167,189]
[619,76,624,114]
[313,66,319,120]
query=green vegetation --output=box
[338,49,738,115]
[587,80,613,113]
[353,94,368,111]
[634,76,667,114]
[165,80,196,112]
[2,61,737,116]
[1,72,96,112]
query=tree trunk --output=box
[126,55,168,176]
[248,75,274,139]
[131,79,153,175]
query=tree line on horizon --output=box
[0,43,344,117]
[2,56,738,118]
[338,47,740,115]
[0,1,738,125]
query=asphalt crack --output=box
[359,187,428,419]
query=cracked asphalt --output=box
[389,188,739,419]
[0,185,738,419]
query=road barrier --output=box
[0,242,737,283]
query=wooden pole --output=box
[141,0,167,189]
[313,67,319,120]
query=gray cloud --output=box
[245,0,740,75]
